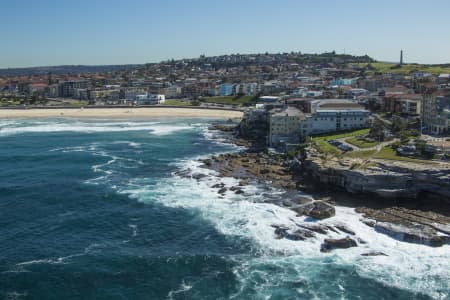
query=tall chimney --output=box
[400,50,403,65]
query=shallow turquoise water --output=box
[0,118,448,299]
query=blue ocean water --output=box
[0,118,448,300]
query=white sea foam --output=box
[119,156,450,299]
[167,280,193,300]
[0,119,200,137]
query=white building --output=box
[268,104,370,147]
[164,85,182,98]
[269,106,305,146]
[306,109,369,135]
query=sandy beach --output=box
[0,107,244,119]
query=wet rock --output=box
[335,225,355,236]
[357,238,367,244]
[212,183,225,189]
[374,222,450,247]
[272,226,315,241]
[295,196,313,205]
[294,201,336,220]
[173,169,191,178]
[320,237,358,252]
[361,252,388,257]
[298,224,329,235]
[285,229,315,241]
[218,187,227,195]
[361,218,376,228]
[260,168,270,175]
[238,179,249,186]
[202,159,212,166]
[282,200,293,207]
[192,173,207,180]
[273,226,289,239]
[326,225,340,234]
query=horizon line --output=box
[1,51,449,70]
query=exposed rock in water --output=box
[272,225,315,241]
[320,237,358,252]
[282,200,294,207]
[361,252,388,257]
[357,238,367,244]
[295,196,313,205]
[238,179,249,186]
[173,169,191,178]
[192,173,207,180]
[273,225,290,239]
[218,187,227,195]
[297,224,329,235]
[285,229,315,241]
[374,222,450,247]
[361,218,376,228]
[293,201,336,220]
[212,183,225,189]
[335,224,356,235]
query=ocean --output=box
[0,118,448,300]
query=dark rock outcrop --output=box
[335,225,356,235]
[294,201,336,220]
[374,222,450,247]
[320,237,358,252]
[192,173,207,180]
[218,187,227,195]
[302,148,450,200]
[361,252,388,257]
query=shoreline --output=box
[0,106,244,119]
[201,125,450,248]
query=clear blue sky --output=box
[1,0,450,68]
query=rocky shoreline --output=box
[196,124,450,250]
[304,146,450,200]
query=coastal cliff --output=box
[302,147,450,201]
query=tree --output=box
[369,120,385,141]
[391,115,407,134]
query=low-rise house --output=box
[437,74,450,84]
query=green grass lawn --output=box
[310,128,370,155]
[201,95,254,106]
[314,139,342,156]
[373,146,434,164]
[356,62,450,75]
[312,128,370,141]
[346,137,379,148]
[162,99,192,106]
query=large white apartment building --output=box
[268,103,370,147]
[422,94,450,135]
[269,106,305,146]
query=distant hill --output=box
[0,64,142,77]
